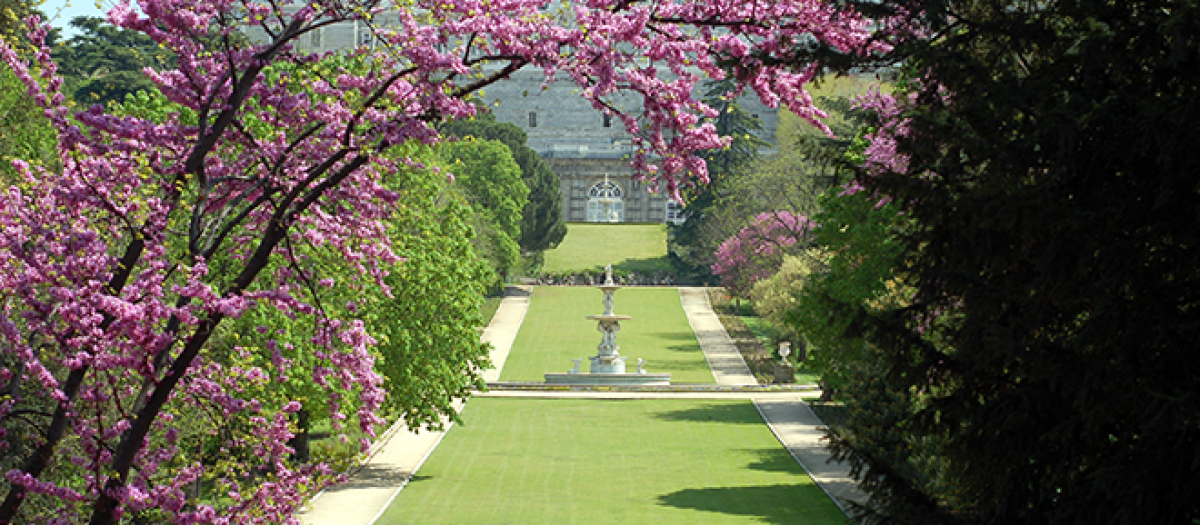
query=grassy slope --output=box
[379,398,845,525]
[499,287,714,384]
[542,223,671,273]
[480,295,503,327]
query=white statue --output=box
[778,341,792,365]
[597,322,620,352]
[637,358,647,374]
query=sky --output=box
[38,0,114,39]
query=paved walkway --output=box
[299,287,531,525]
[679,287,758,385]
[678,286,867,515]
[302,285,866,524]
[755,399,866,513]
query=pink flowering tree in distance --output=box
[712,211,814,298]
[0,0,879,522]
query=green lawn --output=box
[378,398,846,525]
[542,223,671,273]
[499,287,714,383]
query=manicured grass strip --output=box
[480,295,503,327]
[542,223,671,273]
[378,398,845,525]
[499,287,713,383]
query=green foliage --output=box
[0,63,57,182]
[52,16,172,107]
[786,189,907,398]
[203,150,493,447]
[819,1,1200,523]
[670,79,768,282]
[442,112,567,254]
[441,138,529,283]
[371,187,493,430]
[772,187,955,519]
[0,0,47,46]
[749,252,826,348]
[110,86,199,124]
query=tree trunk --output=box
[289,408,310,464]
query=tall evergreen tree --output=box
[442,112,567,255]
[0,0,39,44]
[441,138,529,286]
[815,1,1200,523]
[669,78,768,282]
[52,16,172,107]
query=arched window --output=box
[587,180,624,222]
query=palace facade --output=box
[263,14,779,223]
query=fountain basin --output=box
[543,263,671,386]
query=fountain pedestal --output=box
[586,312,629,373]
[544,266,671,386]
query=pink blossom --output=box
[0,0,879,521]
[712,211,814,297]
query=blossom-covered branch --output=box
[0,0,878,522]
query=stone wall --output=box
[484,68,778,224]
[482,69,780,160]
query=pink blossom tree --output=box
[712,211,814,297]
[0,0,878,523]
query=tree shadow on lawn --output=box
[666,343,701,354]
[651,403,765,425]
[646,332,702,354]
[745,447,807,473]
[650,332,701,342]
[657,484,847,525]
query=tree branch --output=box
[88,153,373,525]
[0,237,145,524]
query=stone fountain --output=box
[544,265,671,386]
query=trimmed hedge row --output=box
[530,268,678,286]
